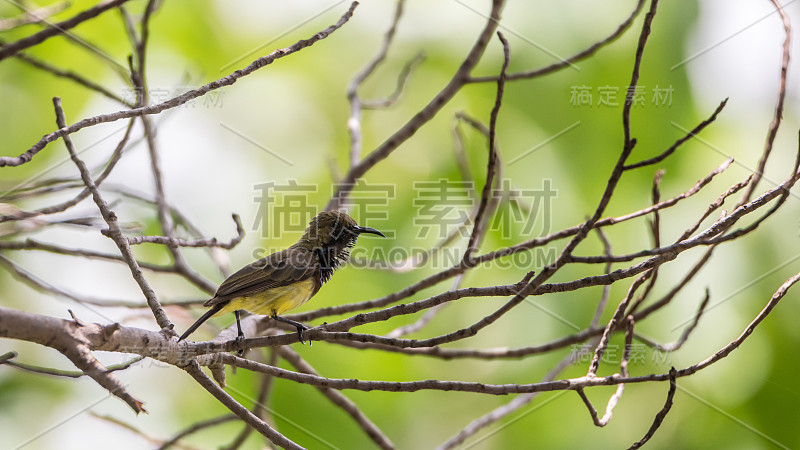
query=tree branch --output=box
[1,2,359,168]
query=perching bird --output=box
[178,210,384,344]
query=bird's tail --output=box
[178,303,225,341]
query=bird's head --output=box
[298,210,384,280]
[300,210,385,253]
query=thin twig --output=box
[0,1,69,31]
[347,0,406,168]
[183,361,302,450]
[2,2,360,167]
[0,236,159,310]
[1,118,136,222]
[1,41,132,105]
[637,289,710,353]
[385,273,467,338]
[679,270,800,377]
[222,349,279,450]
[624,99,727,170]
[277,347,395,450]
[591,228,613,329]
[90,413,182,448]
[468,0,646,82]
[54,97,171,330]
[158,415,239,450]
[452,116,474,185]
[588,275,648,376]
[740,0,791,203]
[629,367,678,449]
[110,214,244,249]
[577,316,634,427]
[627,170,666,313]
[0,238,179,273]
[436,339,597,449]
[361,52,425,109]
[2,354,144,378]
[463,31,509,264]
[327,0,506,210]
[0,0,134,61]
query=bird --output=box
[178,210,385,344]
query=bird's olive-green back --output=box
[204,210,362,307]
[204,245,319,306]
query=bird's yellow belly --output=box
[215,278,316,317]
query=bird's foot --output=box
[234,310,247,357]
[296,323,311,346]
[234,334,247,357]
[273,315,311,346]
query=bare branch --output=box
[1,352,143,378]
[0,118,136,223]
[623,99,728,170]
[347,0,406,167]
[680,270,800,376]
[578,316,634,427]
[0,0,134,61]
[0,306,146,413]
[637,289,710,353]
[0,1,69,31]
[0,40,132,105]
[436,341,593,449]
[1,2,360,168]
[678,176,751,242]
[54,97,171,329]
[90,413,182,448]
[110,213,245,249]
[183,361,302,450]
[222,350,279,450]
[0,238,179,274]
[327,0,506,210]
[0,0,796,446]
[384,273,467,338]
[361,52,425,109]
[468,0,646,83]
[158,415,238,450]
[463,31,509,263]
[488,157,733,266]
[741,0,791,202]
[0,252,147,308]
[319,278,534,334]
[629,367,678,449]
[2,300,796,399]
[591,228,614,328]
[588,275,648,376]
[277,347,395,450]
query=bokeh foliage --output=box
[1,0,799,448]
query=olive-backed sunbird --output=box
[178,210,384,343]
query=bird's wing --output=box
[204,247,318,306]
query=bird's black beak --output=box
[355,226,385,238]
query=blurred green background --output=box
[1,0,800,448]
